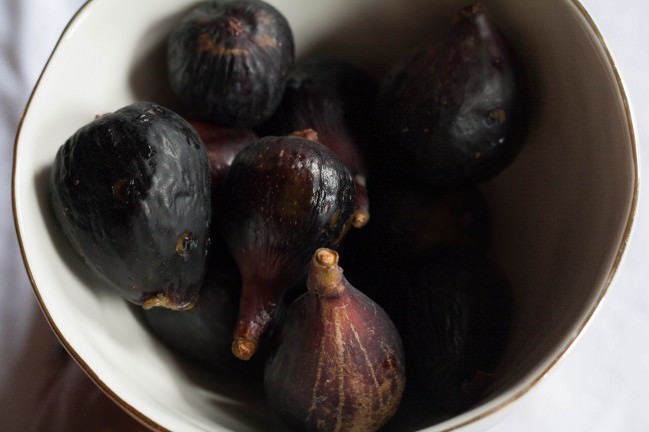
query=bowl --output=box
[12,0,638,430]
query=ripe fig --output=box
[137,247,242,372]
[189,119,257,208]
[219,135,356,360]
[376,3,527,186]
[50,102,210,310]
[380,246,511,413]
[167,0,295,127]
[260,59,377,227]
[264,248,405,432]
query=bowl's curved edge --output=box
[10,1,169,431]
[434,0,640,430]
[10,0,639,431]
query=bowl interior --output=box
[13,0,636,431]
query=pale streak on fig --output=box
[196,33,245,56]
[307,330,328,423]
[333,307,346,432]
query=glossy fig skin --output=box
[264,249,405,432]
[219,136,356,360]
[49,102,211,310]
[167,0,295,127]
[259,59,377,226]
[379,246,511,413]
[376,3,527,186]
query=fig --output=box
[219,135,356,360]
[189,119,257,207]
[167,0,295,127]
[137,246,242,372]
[380,246,511,413]
[376,2,527,186]
[50,101,210,310]
[260,59,377,227]
[264,248,405,432]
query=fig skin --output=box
[376,2,527,186]
[189,119,257,208]
[264,249,406,432]
[219,136,356,360]
[49,102,211,310]
[259,59,377,227]
[167,0,295,127]
[137,246,243,372]
[379,246,512,413]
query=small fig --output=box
[189,119,257,207]
[167,0,295,127]
[376,3,527,186]
[137,247,242,372]
[219,136,356,360]
[260,59,377,227]
[50,102,211,310]
[264,248,405,432]
[380,246,511,413]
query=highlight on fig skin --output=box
[264,248,406,432]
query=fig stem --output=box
[141,293,195,311]
[232,337,257,361]
[309,249,345,298]
[289,128,319,142]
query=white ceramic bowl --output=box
[12,0,638,431]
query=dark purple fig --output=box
[264,248,405,432]
[219,136,355,360]
[167,0,294,127]
[189,119,257,209]
[376,3,527,186]
[380,246,511,413]
[259,59,377,227]
[50,102,210,310]
[137,247,243,373]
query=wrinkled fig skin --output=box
[189,119,257,208]
[376,3,527,186]
[167,0,295,127]
[220,136,355,360]
[259,59,377,227]
[265,249,405,432]
[49,102,211,310]
[380,246,511,413]
[138,247,243,372]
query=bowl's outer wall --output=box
[12,0,637,431]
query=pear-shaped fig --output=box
[167,0,294,127]
[50,102,211,310]
[376,3,527,186]
[265,248,405,432]
[381,246,511,413]
[219,135,355,360]
[260,59,377,227]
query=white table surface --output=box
[1,0,647,431]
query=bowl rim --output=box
[11,0,639,431]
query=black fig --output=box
[264,248,405,432]
[260,59,376,227]
[50,102,211,310]
[219,135,355,360]
[167,0,295,127]
[189,119,257,208]
[138,247,242,372]
[380,246,511,413]
[376,3,527,186]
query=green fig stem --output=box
[309,249,345,298]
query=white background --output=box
[1,0,647,430]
